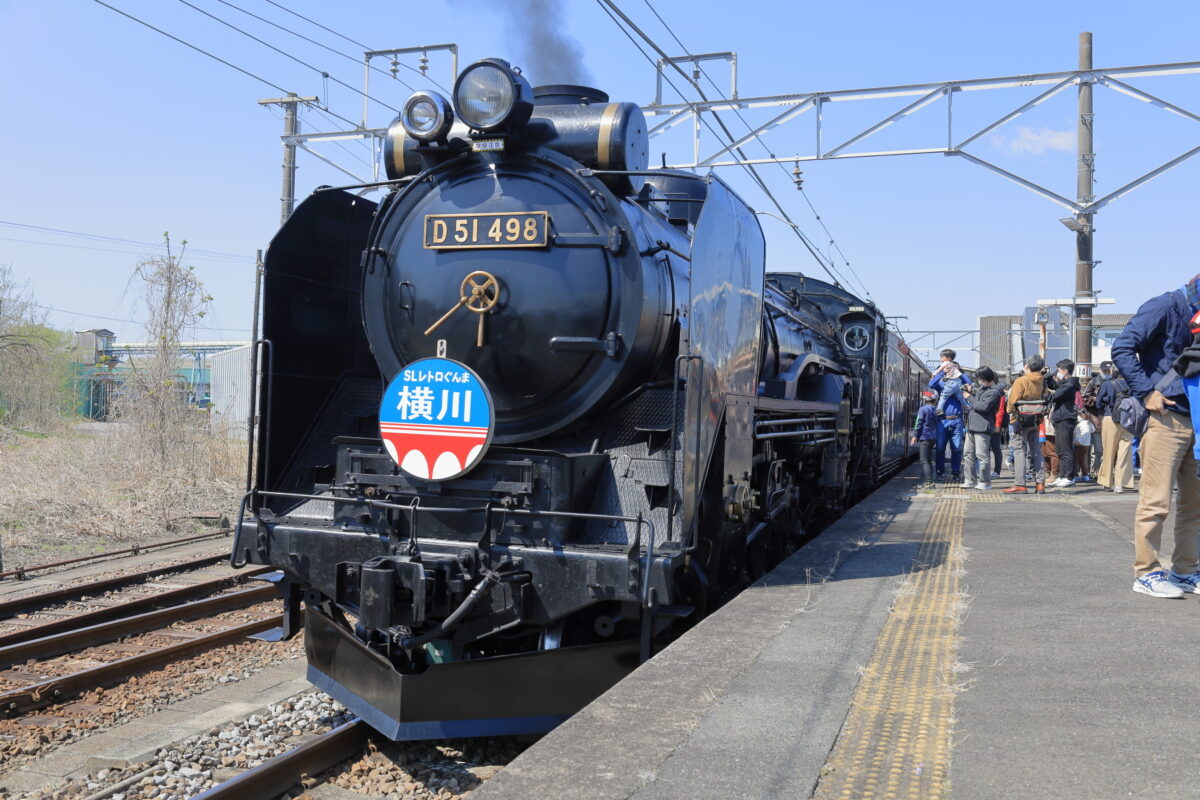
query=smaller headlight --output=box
[401,91,453,142]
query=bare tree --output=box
[118,235,212,467]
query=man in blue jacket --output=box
[1111,274,1200,599]
[928,348,972,480]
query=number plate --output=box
[424,212,549,250]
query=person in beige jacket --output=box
[1003,355,1047,494]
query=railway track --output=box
[0,553,230,619]
[194,719,372,799]
[0,528,232,581]
[0,584,276,666]
[0,557,290,719]
[0,589,288,716]
[0,545,513,799]
[0,565,273,647]
[0,613,284,717]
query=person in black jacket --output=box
[966,366,1002,490]
[1048,359,1080,488]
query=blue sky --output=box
[0,0,1193,365]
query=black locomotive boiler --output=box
[231,57,930,740]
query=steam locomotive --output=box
[231,57,929,740]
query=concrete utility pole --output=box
[258,94,318,225]
[1074,32,1096,373]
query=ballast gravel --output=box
[2,691,525,800]
[0,638,304,775]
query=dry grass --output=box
[0,421,245,568]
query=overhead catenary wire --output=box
[92,0,292,96]
[0,220,253,263]
[596,0,854,292]
[261,0,450,92]
[212,0,415,93]
[173,0,399,117]
[597,0,844,288]
[0,235,251,265]
[32,304,247,332]
[608,0,855,292]
[639,0,871,300]
[92,1,359,131]
[306,106,378,169]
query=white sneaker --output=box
[1133,571,1186,598]
[960,480,973,489]
[1168,570,1200,594]
[1052,477,1073,488]
[1114,486,1125,494]
[975,481,990,490]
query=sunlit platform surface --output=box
[471,465,1191,800]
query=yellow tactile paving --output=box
[812,498,966,800]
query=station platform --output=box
[472,465,1194,800]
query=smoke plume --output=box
[496,0,595,87]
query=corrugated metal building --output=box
[209,344,252,440]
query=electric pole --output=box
[258,94,318,225]
[1074,32,1096,373]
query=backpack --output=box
[1111,377,1132,408]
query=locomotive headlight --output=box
[453,58,533,132]
[401,91,453,142]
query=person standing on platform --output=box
[1084,365,1107,476]
[911,391,938,486]
[966,367,1001,490]
[1004,355,1047,494]
[991,384,1008,478]
[1096,364,1135,492]
[1048,359,1080,489]
[959,383,978,488]
[1073,415,1095,482]
[1112,275,1200,598]
[929,348,971,481]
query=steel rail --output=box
[0,566,275,647]
[0,584,277,668]
[193,719,371,800]
[0,614,284,716]
[0,554,228,620]
[0,529,233,581]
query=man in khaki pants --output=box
[1112,276,1200,598]
[1095,363,1135,492]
